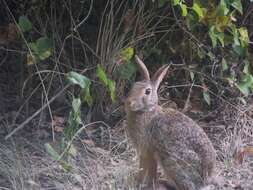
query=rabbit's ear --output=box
[151,65,170,89]
[135,55,150,80]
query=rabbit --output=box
[125,55,217,190]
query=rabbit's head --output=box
[125,55,169,112]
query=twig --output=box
[0,47,8,67]
[73,0,93,31]
[182,80,194,113]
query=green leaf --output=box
[243,60,250,74]
[36,37,52,60]
[82,87,93,106]
[27,37,52,61]
[236,74,253,96]
[18,16,32,32]
[215,16,230,31]
[216,0,229,16]
[45,143,72,172]
[221,58,228,71]
[119,47,134,62]
[223,34,234,46]
[67,72,92,106]
[28,42,37,52]
[203,91,211,105]
[197,48,205,59]
[207,51,215,60]
[236,82,250,96]
[71,97,82,125]
[231,0,243,14]
[67,71,91,89]
[239,27,249,47]
[68,144,77,157]
[96,65,108,86]
[192,3,204,19]
[117,62,136,80]
[45,143,61,160]
[209,26,217,47]
[172,0,180,6]
[180,3,188,17]
[216,33,224,47]
[232,44,246,57]
[59,161,72,172]
[108,79,116,102]
[217,32,225,47]
[96,65,116,102]
[209,26,224,47]
[72,97,81,113]
[186,12,199,30]
[60,138,66,152]
[65,96,82,140]
[231,26,240,46]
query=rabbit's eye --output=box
[145,88,151,95]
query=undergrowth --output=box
[0,0,253,189]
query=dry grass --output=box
[0,108,253,190]
[0,124,137,190]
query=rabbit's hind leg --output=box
[157,148,203,190]
[162,163,198,190]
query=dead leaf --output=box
[82,139,95,147]
[0,26,9,44]
[54,126,64,133]
[7,23,19,42]
[52,116,65,133]
[234,146,253,164]
[0,23,19,45]
[53,116,65,126]
[27,53,36,65]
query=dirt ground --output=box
[0,99,253,190]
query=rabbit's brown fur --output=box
[125,55,216,190]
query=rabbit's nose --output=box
[129,101,135,108]
[126,99,134,107]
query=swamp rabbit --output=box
[125,55,217,190]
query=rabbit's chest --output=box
[126,112,156,150]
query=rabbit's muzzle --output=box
[125,98,143,112]
[125,98,156,112]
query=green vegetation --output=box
[0,0,253,188]
[13,0,253,160]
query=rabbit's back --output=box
[147,108,216,190]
